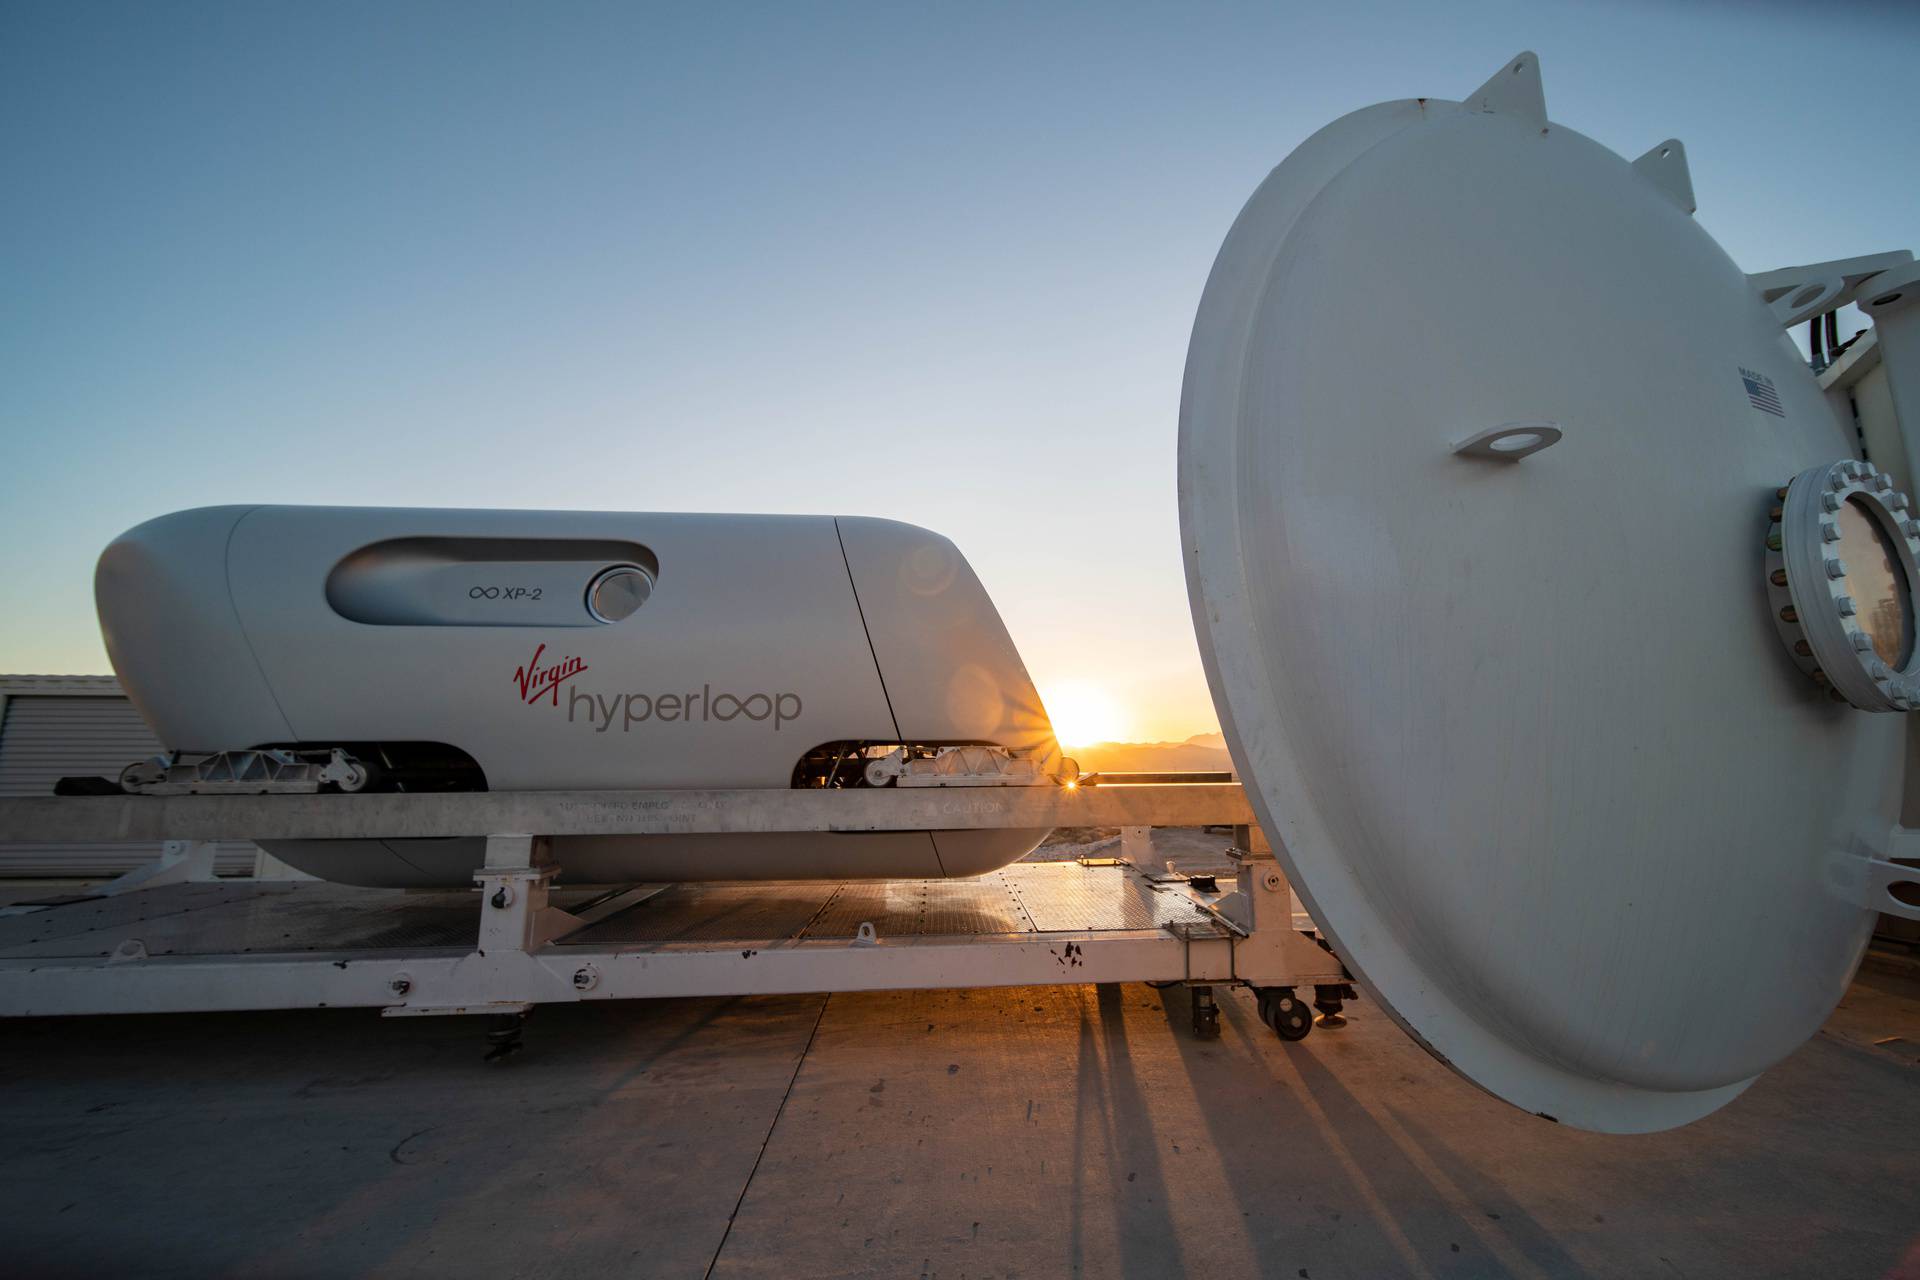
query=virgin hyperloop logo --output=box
[510,643,804,730]
[512,644,588,707]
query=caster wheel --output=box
[1258,988,1312,1041]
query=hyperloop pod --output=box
[95,505,1060,886]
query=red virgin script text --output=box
[513,644,588,707]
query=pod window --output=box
[587,565,654,623]
[327,536,659,628]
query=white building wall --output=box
[0,676,259,877]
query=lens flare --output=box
[1039,681,1126,748]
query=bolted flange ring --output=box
[1765,459,1920,712]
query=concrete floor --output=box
[2,972,1918,1279]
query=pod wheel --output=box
[119,758,166,795]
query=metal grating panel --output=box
[0,881,247,951]
[568,865,1216,948]
[801,875,1035,939]
[1010,862,1215,933]
[0,883,485,959]
[0,865,1224,961]
[0,690,261,876]
[566,882,840,945]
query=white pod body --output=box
[96,506,1057,885]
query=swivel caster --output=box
[1256,987,1312,1041]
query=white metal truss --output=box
[0,786,1350,1037]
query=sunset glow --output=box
[1040,680,1128,748]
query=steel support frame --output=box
[0,783,1255,844]
[0,787,1344,1020]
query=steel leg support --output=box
[97,840,220,897]
[1123,825,1180,879]
[1214,823,1348,1012]
[474,834,572,954]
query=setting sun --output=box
[1040,680,1128,748]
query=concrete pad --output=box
[0,996,827,1279]
[0,974,1916,1278]
[714,977,1920,1279]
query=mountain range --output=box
[1065,732,1232,775]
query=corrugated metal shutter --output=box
[0,695,260,877]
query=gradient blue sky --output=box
[3,1,1914,742]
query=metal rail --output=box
[0,783,1253,843]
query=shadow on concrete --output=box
[1065,983,1187,1278]
[0,996,827,1279]
[1384,1105,1597,1277]
[1155,986,1587,1279]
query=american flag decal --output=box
[1741,366,1785,417]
